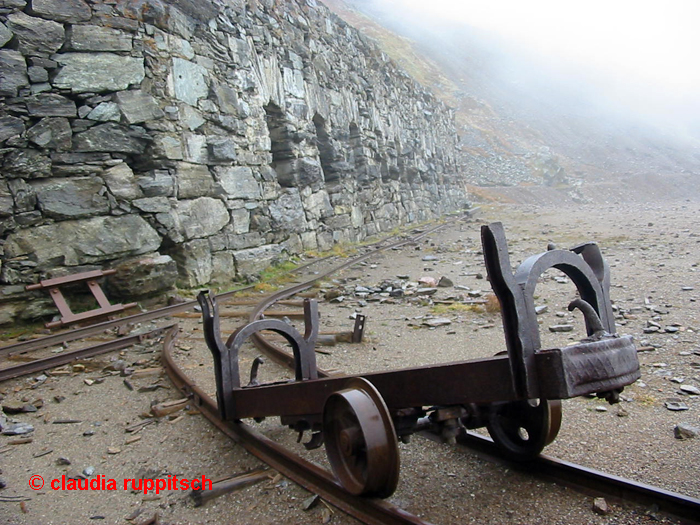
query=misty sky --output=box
[364,0,700,134]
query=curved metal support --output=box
[198,290,319,420]
[226,316,319,385]
[481,222,619,398]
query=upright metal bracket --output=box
[481,222,617,399]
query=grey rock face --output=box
[115,90,163,124]
[169,58,208,106]
[3,149,51,179]
[101,163,143,201]
[213,167,261,200]
[5,215,161,267]
[30,0,91,23]
[53,53,145,93]
[26,94,77,117]
[68,25,132,52]
[0,116,25,143]
[0,50,28,97]
[26,117,72,150]
[175,163,215,199]
[32,177,110,219]
[233,244,284,279]
[74,123,149,154]
[108,254,178,298]
[161,197,229,243]
[7,12,64,56]
[0,22,13,47]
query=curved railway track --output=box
[3,213,700,524]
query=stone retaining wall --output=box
[0,0,468,325]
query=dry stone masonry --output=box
[0,0,468,325]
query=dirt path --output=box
[1,200,698,524]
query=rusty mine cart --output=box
[197,222,641,498]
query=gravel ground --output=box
[1,199,699,524]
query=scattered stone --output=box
[664,326,680,333]
[302,494,321,511]
[594,406,608,412]
[467,290,482,298]
[664,400,689,411]
[592,497,610,515]
[549,324,574,333]
[416,288,437,296]
[1,403,37,414]
[56,457,71,466]
[0,477,6,489]
[674,423,699,440]
[83,466,95,477]
[83,429,95,436]
[437,276,453,287]
[107,447,121,455]
[418,276,438,287]
[422,317,452,328]
[422,255,438,262]
[680,385,700,395]
[535,305,549,315]
[2,422,34,435]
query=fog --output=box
[349,0,700,136]
[332,0,700,181]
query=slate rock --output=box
[2,422,34,435]
[549,324,574,333]
[27,65,48,82]
[108,254,177,298]
[0,21,12,47]
[0,50,28,97]
[423,317,452,327]
[26,94,77,117]
[137,171,175,197]
[7,178,36,212]
[26,117,72,150]
[32,176,110,219]
[161,196,229,243]
[169,57,209,105]
[30,0,92,23]
[101,163,144,201]
[0,180,13,217]
[175,162,215,199]
[68,25,132,52]
[0,116,25,143]
[7,12,65,56]
[674,423,699,440]
[268,189,307,234]
[232,244,284,280]
[74,123,149,154]
[4,214,162,268]
[680,385,700,395]
[3,149,51,179]
[53,53,145,93]
[87,102,121,122]
[115,90,163,124]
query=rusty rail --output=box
[5,211,698,523]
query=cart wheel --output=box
[323,377,400,498]
[486,399,562,460]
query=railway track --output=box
[2,212,699,524]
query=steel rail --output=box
[160,325,434,525]
[246,220,458,376]
[0,323,176,382]
[0,254,337,359]
[453,432,700,524]
[216,212,700,525]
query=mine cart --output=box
[197,222,640,498]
